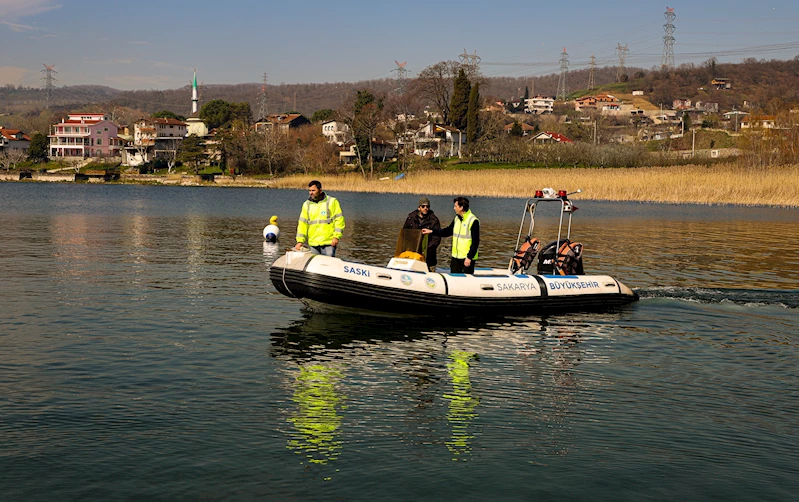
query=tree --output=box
[411,61,461,125]
[449,68,471,130]
[509,121,523,138]
[259,127,292,175]
[27,132,49,163]
[466,83,481,144]
[337,90,384,177]
[385,92,418,172]
[352,90,384,177]
[311,109,335,123]
[159,138,180,174]
[200,99,232,130]
[178,134,207,172]
[682,111,692,132]
[152,110,186,121]
[200,100,250,130]
[230,102,252,126]
[0,149,27,170]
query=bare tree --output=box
[160,138,180,174]
[0,149,27,170]
[410,61,461,125]
[385,92,419,171]
[132,121,155,167]
[68,157,83,173]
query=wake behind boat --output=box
[270,189,638,316]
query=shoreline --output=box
[3,164,798,208]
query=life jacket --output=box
[537,239,584,275]
[555,240,584,275]
[511,236,540,274]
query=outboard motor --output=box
[537,239,584,275]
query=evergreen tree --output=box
[311,109,335,123]
[27,132,49,163]
[152,110,186,121]
[466,82,480,143]
[510,121,523,137]
[178,134,207,170]
[200,100,232,130]
[449,68,471,130]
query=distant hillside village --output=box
[3,58,799,174]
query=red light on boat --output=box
[535,190,544,198]
[558,190,568,198]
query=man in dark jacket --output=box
[403,197,441,271]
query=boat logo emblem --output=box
[425,278,436,289]
[401,274,413,286]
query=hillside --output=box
[3,57,799,126]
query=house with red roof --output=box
[49,113,122,158]
[0,127,31,152]
[528,131,573,144]
[503,122,537,136]
[254,114,311,133]
[126,117,188,166]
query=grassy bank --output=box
[270,163,799,207]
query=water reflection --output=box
[286,363,346,466]
[444,351,479,460]
[262,241,282,263]
[270,313,620,465]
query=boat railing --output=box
[508,189,581,274]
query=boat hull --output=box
[270,252,638,316]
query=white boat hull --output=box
[270,252,638,316]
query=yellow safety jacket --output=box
[296,194,345,247]
[452,210,478,260]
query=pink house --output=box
[49,113,122,158]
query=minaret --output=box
[191,69,198,114]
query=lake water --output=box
[1,183,797,501]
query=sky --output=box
[2,0,799,91]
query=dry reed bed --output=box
[270,164,799,207]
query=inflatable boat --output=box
[270,189,638,316]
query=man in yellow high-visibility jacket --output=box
[422,196,480,274]
[294,180,345,257]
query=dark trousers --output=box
[450,257,475,274]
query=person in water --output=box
[294,180,345,256]
[403,197,441,272]
[422,196,479,274]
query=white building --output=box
[127,117,187,165]
[524,95,554,114]
[321,120,352,145]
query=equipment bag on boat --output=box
[537,239,584,275]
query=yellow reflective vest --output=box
[296,195,345,247]
[452,210,478,260]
